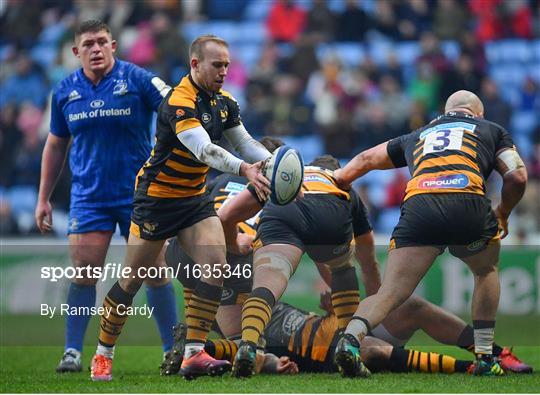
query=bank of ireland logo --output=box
[418,174,469,189]
[90,99,104,108]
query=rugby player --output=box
[164,153,531,376]
[35,20,177,373]
[89,35,272,381]
[332,90,528,377]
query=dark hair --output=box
[74,20,112,42]
[259,136,285,153]
[189,35,228,61]
[308,155,341,170]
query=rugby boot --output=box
[160,323,187,376]
[90,354,113,381]
[334,333,371,378]
[471,355,504,376]
[179,349,231,380]
[231,341,257,378]
[56,348,82,373]
[497,347,533,373]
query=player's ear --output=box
[110,39,117,53]
[72,45,80,57]
[190,57,199,70]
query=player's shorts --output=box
[255,195,353,263]
[68,204,132,237]
[130,191,216,240]
[390,193,500,258]
[164,237,252,305]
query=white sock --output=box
[345,317,368,342]
[65,347,81,357]
[96,344,115,359]
[184,343,204,358]
[474,327,494,355]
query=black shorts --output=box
[130,191,216,240]
[255,195,353,263]
[391,193,500,258]
[165,238,252,305]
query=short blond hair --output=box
[189,35,228,61]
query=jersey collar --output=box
[78,59,119,87]
[188,74,217,99]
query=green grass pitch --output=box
[1,314,539,393]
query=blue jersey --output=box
[50,60,168,208]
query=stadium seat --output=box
[441,41,460,62]
[317,43,365,68]
[395,42,421,66]
[232,44,261,72]
[243,0,272,21]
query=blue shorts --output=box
[68,205,132,237]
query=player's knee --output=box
[469,262,497,277]
[254,252,294,281]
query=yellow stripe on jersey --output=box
[238,222,256,236]
[155,171,207,187]
[176,118,202,134]
[147,183,207,198]
[165,159,209,174]
[413,154,480,177]
[311,316,338,362]
[302,167,350,200]
[219,89,237,102]
[172,148,195,159]
[168,77,197,108]
[300,317,316,357]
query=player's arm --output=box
[217,188,263,252]
[494,147,528,238]
[177,126,270,201]
[314,261,332,287]
[223,124,271,163]
[354,232,381,296]
[333,141,396,189]
[35,133,70,233]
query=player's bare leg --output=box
[461,242,504,375]
[335,245,440,377]
[91,235,165,381]
[176,216,231,379]
[233,243,303,378]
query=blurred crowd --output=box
[1,0,539,240]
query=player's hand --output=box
[241,161,271,202]
[319,291,334,315]
[275,356,299,374]
[495,204,510,239]
[332,169,351,191]
[35,199,53,233]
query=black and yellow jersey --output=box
[135,75,242,198]
[207,173,262,236]
[387,112,515,201]
[301,166,350,200]
[264,302,339,373]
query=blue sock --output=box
[65,283,96,352]
[146,283,178,352]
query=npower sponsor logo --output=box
[418,174,469,189]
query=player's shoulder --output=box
[167,75,197,109]
[52,68,86,104]
[218,89,238,103]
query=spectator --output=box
[416,31,451,75]
[395,0,432,41]
[0,53,49,109]
[439,53,482,109]
[304,0,335,43]
[459,30,487,73]
[266,0,306,43]
[379,74,410,129]
[480,77,512,130]
[372,0,401,41]
[335,0,372,42]
[286,35,320,86]
[0,104,22,187]
[433,0,469,40]
[408,61,440,115]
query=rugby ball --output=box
[263,146,304,205]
